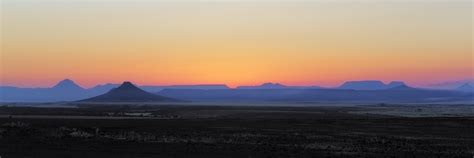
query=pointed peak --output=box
[80,81,178,102]
[63,78,73,81]
[121,81,135,87]
[52,79,84,90]
[114,81,140,90]
[58,79,74,84]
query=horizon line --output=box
[1,78,473,89]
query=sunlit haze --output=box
[1,0,472,88]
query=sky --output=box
[1,0,473,88]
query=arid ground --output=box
[0,103,473,158]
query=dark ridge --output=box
[79,81,179,102]
[387,85,418,91]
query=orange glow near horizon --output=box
[1,0,473,88]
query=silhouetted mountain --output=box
[387,81,407,88]
[339,80,386,90]
[49,79,89,101]
[158,87,472,103]
[0,81,227,102]
[0,79,91,102]
[80,82,178,102]
[338,80,409,90]
[52,79,84,91]
[237,83,287,89]
[1,79,471,103]
[158,89,306,102]
[456,83,474,92]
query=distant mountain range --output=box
[0,79,228,102]
[425,79,474,89]
[1,79,473,103]
[158,85,473,103]
[0,79,92,102]
[89,84,229,95]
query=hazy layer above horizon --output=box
[1,0,472,87]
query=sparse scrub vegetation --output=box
[0,105,473,157]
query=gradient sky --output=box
[1,0,473,88]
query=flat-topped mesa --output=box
[339,80,409,90]
[79,81,179,102]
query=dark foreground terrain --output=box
[0,104,473,158]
